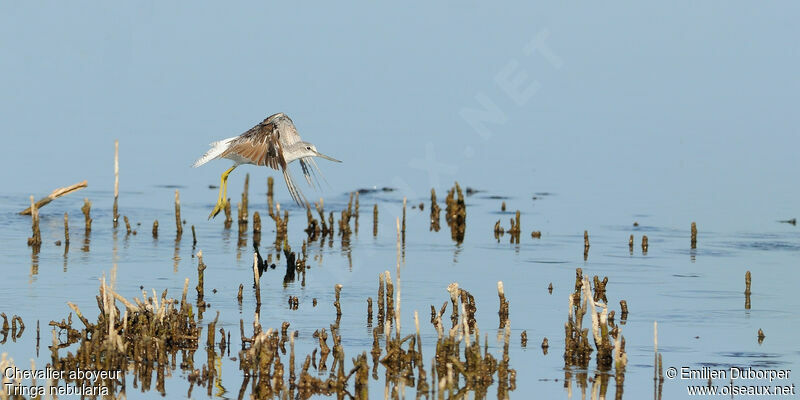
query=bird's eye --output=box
[306,146,311,150]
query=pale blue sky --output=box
[1,2,798,226]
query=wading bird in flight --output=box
[194,113,341,219]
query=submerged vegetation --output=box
[29,206,521,399]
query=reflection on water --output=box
[29,250,38,284]
[82,228,90,253]
[173,236,181,273]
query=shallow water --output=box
[1,178,798,399]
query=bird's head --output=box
[295,141,341,163]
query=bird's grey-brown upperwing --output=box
[271,113,303,148]
[220,117,285,170]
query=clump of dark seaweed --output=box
[49,271,200,397]
[174,190,183,238]
[562,268,627,399]
[744,270,752,310]
[497,282,509,329]
[0,314,25,344]
[63,212,70,249]
[238,306,369,399]
[372,204,379,237]
[308,200,333,243]
[123,216,132,235]
[234,271,516,399]
[432,281,516,398]
[272,203,290,247]
[430,189,441,232]
[338,193,356,247]
[494,210,521,243]
[508,211,521,244]
[275,241,308,288]
[82,198,93,233]
[563,269,593,369]
[288,296,299,310]
[26,196,42,252]
[238,173,250,233]
[583,230,590,260]
[445,182,466,243]
[252,211,262,247]
[564,268,626,371]
[305,205,321,241]
[493,220,504,239]
[223,198,233,229]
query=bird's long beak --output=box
[314,151,342,163]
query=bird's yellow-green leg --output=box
[208,165,237,219]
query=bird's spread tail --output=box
[192,136,238,167]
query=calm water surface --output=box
[0,175,797,399]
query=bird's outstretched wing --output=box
[220,116,286,170]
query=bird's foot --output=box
[208,199,225,220]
